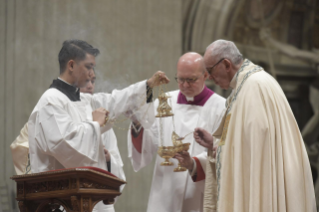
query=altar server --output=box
[128,52,225,212]
[28,39,168,212]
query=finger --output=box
[196,140,209,148]
[194,139,203,143]
[194,134,199,138]
[180,151,188,156]
[161,76,170,83]
[175,156,183,161]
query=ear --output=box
[224,59,231,72]
[203,71,209,80]
[67,60,75,73]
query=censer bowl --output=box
[180,142,190,151]
[174,143,191,172]
[157,146,176,166]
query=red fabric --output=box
[192,157,205,182]
[45,166,117,178]
[131,128,144,153]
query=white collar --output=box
[186,96,194,101]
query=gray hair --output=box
[206,40,243,65]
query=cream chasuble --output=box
[210,60,316,212]
[10,123,31,175]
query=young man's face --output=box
[80,71,96,95]
[73,53,96,88]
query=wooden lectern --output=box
[11,167,126,212]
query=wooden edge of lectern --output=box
[11,167,126,212]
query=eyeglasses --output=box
[206,58,225,75]
[174,72,204,84]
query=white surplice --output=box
[127,90,225,212]
[28,80,153,212]
[102,128,126,186]
[92,128,126,212]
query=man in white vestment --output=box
[10,71,124,180]
[80,70,126,212]
[194,39,316,212]
[80,70,125,185]
[28,39,169,212]
[127,52,225,212]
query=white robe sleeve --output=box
[127,120,159,172]
[32,103,102,170]
[87,80,155,131]
[102,129,126,182]
[194,151,207,174]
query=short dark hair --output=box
[58,39,100,73]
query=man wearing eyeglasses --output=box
[128,52,226,212]
[194,40,316,212]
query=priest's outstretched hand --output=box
[173,151,194,171]
[147,70,170,88]
[194,128,214,151]
[92,107,109,127]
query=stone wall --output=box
[0,1,182,211]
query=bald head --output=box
[177,52,206,75]
[176,52,208,97]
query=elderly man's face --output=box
[176,65,207,97]
[204,55,230,90]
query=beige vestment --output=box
[203,148,217,212]
[209,60,316,212]
[10,123,31,175]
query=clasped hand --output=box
[173,151,193,171]
[92,107,109,127]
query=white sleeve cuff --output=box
[189,158,197,176]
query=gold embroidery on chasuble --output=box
[219,113,231,146]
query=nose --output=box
[181,81,190,87]
[89,70,94,77]
[87,81,93,89]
